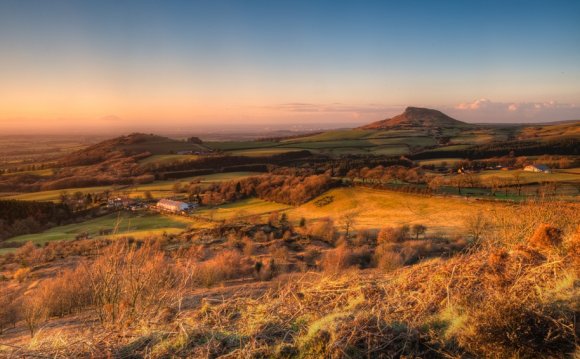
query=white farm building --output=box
[156,199,191,213]
[523,164,551,173]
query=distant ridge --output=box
[360,106,470,129]
[58,133,208,166]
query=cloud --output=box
[455,99,576,112]
[455,98,494,110]
[450,99,580,123]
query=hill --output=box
[58,133,209,167]
[360,106,471,130]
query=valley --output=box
[0,107,578,357]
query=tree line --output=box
[189,174,338,206]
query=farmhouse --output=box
[156,199,191,213]
[524,164,551,173]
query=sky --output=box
[0,0,579,133]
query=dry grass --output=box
[2,240,577,357]
[1,201,578,357]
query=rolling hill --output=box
[58,133,210,167]
[360,106,472,130]
[205,107,579,158]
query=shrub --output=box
[377,226,405,244]
[242,236,256,256]
[13,267,31,282]
[272,245,290,263]
[39,267,92,318]
[374,244,404,271]
[196,250,249,287]
[303,249,321,267]
[321,245,372,273]
[21,294,47,337]
[305,218,336,244]
[460,300,577,357]
[0,291,20,334]
[528,224,562,250]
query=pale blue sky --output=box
[0,0,579,131]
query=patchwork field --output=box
[7,212,196,246]
[192,187,510,235]
[475,168,580,184]
[195,197,291,221]
[4,185,118,202]
[203,124,523,157]
[288,187,509,233]
[138,154,200,165]
[3,171,261,202]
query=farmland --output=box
[0,111,578,358]
[7,211,195,246]
[195,186,509,234]
[2,171,260,202]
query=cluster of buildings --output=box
[106,196,198,215]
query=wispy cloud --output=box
[450,99,579,122]
[455,98,576,112]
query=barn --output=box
[156,199,191,213]
[523,164,551,173]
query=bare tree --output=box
[464,210,489,247]
[411,224,427,239]
[512,172,524,197]
[22,295,47,337]
[339,211,358,239]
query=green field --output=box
[204,126,492,157]
[281,129,374,142]
[286,187,509,233]
[418,158,463,166]
[193,187,512,235]
[7,212,195,246]
[205,141,280,151]
[195,197,291,221]
[138,154,200,165]
[228,148,300,157]
[4,185,119,202]
[3,171,261,202]
[1,168,54,177]
[475,169,580,184]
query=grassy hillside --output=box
[195,197,291,221]
[204,114,579,158]
[0,200,577,358]
[289,187,506,233]
[192,186,510,234]
[7,212,195,245]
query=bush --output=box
[13,267,31,282]
[528,224,562,250]
[321,245,360,273]
[377,226,406,244]
[460,300,577,357]
[0,291,20,334]
[374,244,404,271]
[242,236,256,256]
[305,218,336,244]
[321,243,372,272]
[196,250,249,287]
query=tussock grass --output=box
[2,202,578,357]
